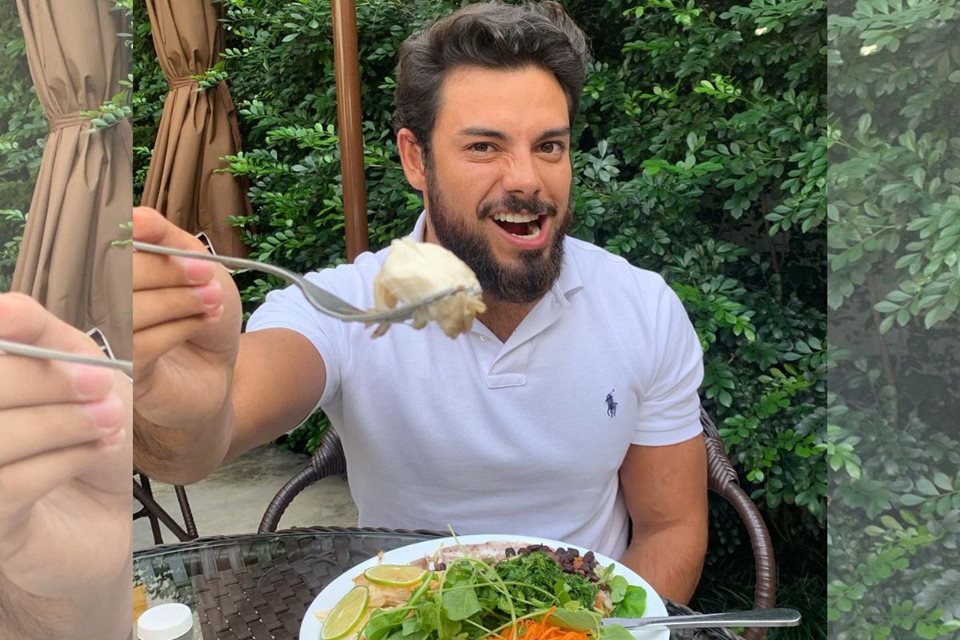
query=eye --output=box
[467,142,495,153]
[539,141,566,155]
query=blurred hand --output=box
[0,293,130,604]
[132,206,242,429]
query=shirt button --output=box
[479,335,488,342]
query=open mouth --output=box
[490,211,545,240]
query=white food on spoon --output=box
[372,238,486,338]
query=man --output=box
[133,1,708,603]
[0,293,132,640]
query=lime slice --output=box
[321,585,369,640]
[362,564,427,587]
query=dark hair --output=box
[394,1,591,150]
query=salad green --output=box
[356,549,647,640]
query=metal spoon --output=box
[602,607,801,630]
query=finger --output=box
[133,249,218,291]
[132,281,224,332]
[0,395,125,466]
[0,429,125,529]
[133,206,221,290]
[0,296,116,407]
[0,358,114,408]
[133,307,225,371]
[0,293,101,356]
[133,207,210,250]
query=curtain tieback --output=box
[48,113,89,131]
[168,76,198,90]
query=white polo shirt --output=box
[247,214,704,559]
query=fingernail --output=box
[84,395,125,431]
[177,257,215,284]
[206,304,224,319]
[71,365,114,400]
[194,280,223,307]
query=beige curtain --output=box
[141,0,251,257]
[11,0,132,360]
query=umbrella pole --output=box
[331,0,369,262]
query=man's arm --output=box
[227,329,327,460]
[132,207,328,484]
[133,328,327,483]
[618,435,708,604]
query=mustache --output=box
[478,194,557,219]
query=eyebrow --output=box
[458,127,509,141]
[456,126,572,142]
[536,127,572,141]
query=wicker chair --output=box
[259,408,776,640]
[133,470,199,544]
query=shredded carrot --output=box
[496,609,592,640]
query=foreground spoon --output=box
[602,607,801,630]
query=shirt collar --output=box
[408,211,584,301]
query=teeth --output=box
[492,212,538,223]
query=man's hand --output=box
[0,293,131,639]
[132,207,242,480]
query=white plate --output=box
[299,534,669,640]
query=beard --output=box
[425,169,571,305]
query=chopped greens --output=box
[494,551,598,611]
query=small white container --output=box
[137,602,195,640]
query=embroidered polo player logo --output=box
[605,389,618,418]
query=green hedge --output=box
[0,2,45,291]
[828,0,960,637]
[133,1,826,634]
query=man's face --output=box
[420,65,574,304]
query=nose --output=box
[500,150,543,197]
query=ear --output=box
[397,128,427,194]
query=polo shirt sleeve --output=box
[633,276,705,446]
[245,268,354,411]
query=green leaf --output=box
[611,586,647,617]
[550,608,600,631]
[608,575,628,604]
[879,315,896,334]
[915,477,939,496]
[912,167,926,189]
[933,472,953,491]
[442,587,481,620]
[600,626,635,640]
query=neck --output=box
[423,215,438,244]
[478,296,537,342]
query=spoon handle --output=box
[604,607,801,630]
[0,339,133,376]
